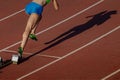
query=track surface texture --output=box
[0,0,120,80]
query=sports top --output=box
[46,0,51,4]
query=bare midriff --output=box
[32,0,47,6]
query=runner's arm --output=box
[52,0,59,10]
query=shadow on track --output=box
[0,59,12,69]
[18,10,117,64]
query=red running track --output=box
[0,0,120,80]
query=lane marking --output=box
[38,54,61,59]
[0,0,104,53]
[0,42,21,52]
[0,9,24,22]
[3,50,61,59]
[17,25,120,80]
[3,49,19,54]
[101,69,120,80]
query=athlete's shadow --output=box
[44,10,117,45]
[19,10,117,64]
[0,59,12,69]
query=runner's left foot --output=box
[29,34,38,41]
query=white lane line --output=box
[17,25,120,80]
[3,49,18,53]
[101,69,120,80]
[0,41,21,52]
[0,0,104,53]
[38,54,61,59]
[3,50,61,59]
[0,9,24,22]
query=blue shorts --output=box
[25,2,43,15]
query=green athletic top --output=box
[46,0,51,4]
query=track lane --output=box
[0,0,120,79]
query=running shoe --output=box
[18,47,23,57]
[29,34,38,41]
